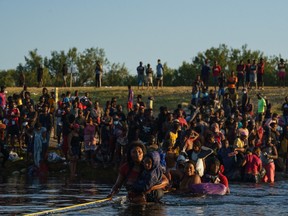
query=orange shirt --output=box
[227,75,238,89]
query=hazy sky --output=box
[1,0,287,74]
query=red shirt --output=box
[218,172,229,188]
[212,65,222,77]
[245,154,262,175]
[119,162,141,187]
[178,117,188,128]
[0,92,6,109]
[257,62,265,74]
[236,64,246,73]
[5,107,20,127]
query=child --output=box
[127,85,134,113]
[202,157,229,190]
[132,151,163,202]
[243,147,263,183]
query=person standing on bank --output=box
[146,64,154,89]
[156,59,164,88]
[257,58,265,90]
[236,60,246,90]
[277,58,286,88]
[37,64,44,88]
[201,59,211,87]
[62,63,68,87]
[137,62,145,90]
[95,60,103,88]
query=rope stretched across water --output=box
[24,190,169,215]
[24,197,112,216]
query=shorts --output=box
[138,75,145,85]
[7,125,20,136]
[147,76,153,84]
[278,71,286,79]
[157,75,163,81]
[250,73,257,83]
[127,101,133,110]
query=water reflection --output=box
[0,175,288,215]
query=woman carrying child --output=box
[108,141,168,203]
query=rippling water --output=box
[0,175,288,215]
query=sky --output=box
[1,0,288,74]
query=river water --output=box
[0,175,288,216]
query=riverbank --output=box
[1,86,288,182]
[6,86,287,114]
[0,152,118,182]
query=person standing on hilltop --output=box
[201,59,211,87]
[137,62,145,90]
[95,60,103,88]
[37,64,44,88]
[62,63,68,87]
[212,60,222,90]
[236,60,246,90]
[257,58,265,90]
[245,59,251,89]
[277,58,286,88]
[146,64,154,89]
[250,59,258,90]
[156,59,164,88]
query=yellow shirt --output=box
[169,131,178,147]
[234,138,245,149]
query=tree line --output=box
[0,44,285,87]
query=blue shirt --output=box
[156,63,163,77]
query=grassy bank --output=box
[2,86,287,179]
[7,86,287,114]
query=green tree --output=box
[16,63,25,87]
[103,63,130,86]
[76,47,109,86]
[0,70,17,87]
[24,49,49,86]
[172,61,196,86]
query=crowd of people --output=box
[0,58,287,202]
[204,58,287,91]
